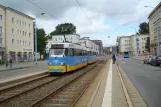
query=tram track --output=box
[0,60,106,107]
[30,60,106,107]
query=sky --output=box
[0,0,160,46]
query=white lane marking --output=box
[122,62,126,63]
[138,64,141,66]
[101,60,112,107]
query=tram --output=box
[48,43,97,75]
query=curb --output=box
[87,60,109,107]
[0,66,36,72]
[116,64,133,107]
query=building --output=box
[118,35,149,55]
[52,34,80,44]
[118,36,131,54]
[148,2,161,55]
[46,36,99,56]
[91,40,103,56]
[130,35,149,55]
[0,5,34,62]
[80,37,99,55]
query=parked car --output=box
[150,55,161,66]
[143,55,152,64]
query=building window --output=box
[23,22,24,26]
[29,24,30,28]
[25,22,26,27]
[25,32,26,36]
[29,42,31,46]
[12,17,14,23]
[20,30,21,35]
[12,28,14,34]
[0,26,2,36]
[29,33,31,37]
[55,38,57,41]
[20,40,21,45]
[137,43,139,46]
[12,39,14,44]
[20,20,21,25]
[17,40,19,44]
[17,30,19,35]
[0,15,2,21]
[23,31,24,36]
[25,41,27,45]
[23,41,24,45]
[17,20,19,24]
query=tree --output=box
[37,28,46,59]
[50,23,76,35]
[145,37,150,53]
[138,22,149,34]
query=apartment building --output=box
[91,40,103,56]
[118,36,131,53]
[118,35,149,55]
[131,35,149,55]
[0,5,34,62]
[148,2,161,55]
[46,35,99,55]
[52,34,80,44]
[80,37,99,54]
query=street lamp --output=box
[130,27,138,57]
[144,5,160,55]
[34,13,45,64]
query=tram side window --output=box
[70,49,74,56]
[64,49,68,56]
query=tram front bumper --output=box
[48,66,66,73]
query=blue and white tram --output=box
[48,43,96,74]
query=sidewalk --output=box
[75,59,148,107]
[0,60,48,72]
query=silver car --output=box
[143,55,152,64]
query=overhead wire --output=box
[25,0,61,22]
[75,0,96,30]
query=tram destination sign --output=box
[51,44,64,49]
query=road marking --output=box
[138,64,141,66]
[101,60,112,107]
[122,62,126,63]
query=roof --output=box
[148,2,161,19]
[0,4,34,20]
[52,34,80,37]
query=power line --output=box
[75,0,96,29]
[25,0,82,34]
[25,0,61,22]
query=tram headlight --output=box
[60,62,66,66]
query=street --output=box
[117,57,161,107]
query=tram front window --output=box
[50,49,68,56]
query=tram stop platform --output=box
[75,59,148,107]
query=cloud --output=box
[0,0,160,36]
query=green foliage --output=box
[138,22,149,34]
[50,23,76,35]
[145,37,150,53]
[37,28,46,59]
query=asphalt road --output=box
[117,57,161,107]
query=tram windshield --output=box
[49,49,68,57]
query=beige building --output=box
[118,36,131,53]
[118,35,149,55]
[0,5,34,62]
[148,2,161,55]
